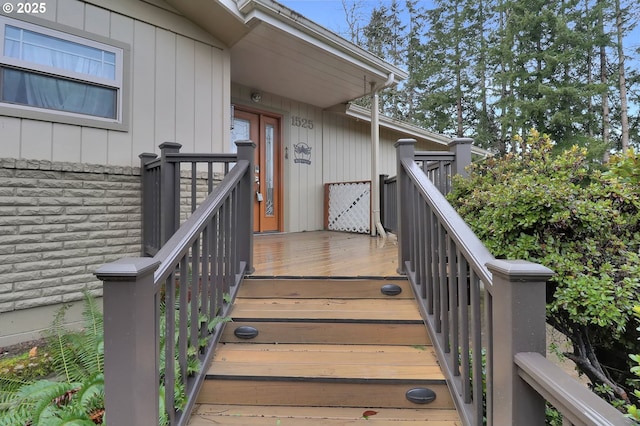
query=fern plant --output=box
[0,293,105,425]
[0,290,232,425]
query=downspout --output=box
[370,72,395,239]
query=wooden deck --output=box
[253,231,400,277]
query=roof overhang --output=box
[332,104,493,157]
[164,0,408,109]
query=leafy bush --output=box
[448,129,640,405]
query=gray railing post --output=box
[95,257,161,426]
[139,152,158,256]
[395,139,416,275]
[449,137,473,178]
[379,174,388,231]
[160,142,182,245]
[487,260,554,426]
[235,140,255,274]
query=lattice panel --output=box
[326,182,370,234]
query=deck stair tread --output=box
[193,277,460,423]
[189,405,462,425]
[207,343,444,381]
[230,298,423,321]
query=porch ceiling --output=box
[165,0,407,109]
[230,21,395,109]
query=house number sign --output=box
[291,115,314,129]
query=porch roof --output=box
[165,0,408,109]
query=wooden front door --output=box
[232,108,282,233]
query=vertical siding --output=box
[106,13,134,165]
[231,85,325,233]
[1,0,230,167]
[322,112,372,184]
[155,29,177,146]
[175,36,196,149]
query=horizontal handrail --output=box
[164,152,238,163]
[515,353,633,426]
[415,151,456,161]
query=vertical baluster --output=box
[450,243,460,375]
[433,219,442,333]
[178,257,189,393]
[216,210,225,313]
[438,225,447,336]
[201,225,210,344]
[426,207,435,314]
[459,255,470,402]
[470,269,483,425]
[165,271,176,424]
[416,197,426,299]
[224,198,232,292]
[210,213,219,318]
[230,188,238,281]
[208,163,213,193]
[191,163,197,213]
[190,238,200,360]
[485,288,494,426]
[409,185,417,273]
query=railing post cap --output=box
[486,259,554,281]
[449,137,474,146]
[159,141,182,150]
[394,138,417,148]
[234,140,256,148]
[95,257,160,281]
[139,152,157,160]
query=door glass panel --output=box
[265,124,274,217]
[231,118,250,152]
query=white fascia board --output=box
[345,104,452,147]
[344,104,494,157]
[237,0,408,82]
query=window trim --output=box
[0,14,130,131]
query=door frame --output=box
[233,105,284,233]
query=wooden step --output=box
[192,276,460,424]
[222,321,430,345]
[198,343,453,409]
[239,278,413,299]
[189,405,461,425]
[229,298,423,321]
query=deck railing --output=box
[380,138,472,234]
[140,142,238,256]
[395,138,631,426]
[95,141,255,426]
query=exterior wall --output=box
[0,0,231,167]
[0,158,140,346]
[232,84,325,233]
[0,0,231,344]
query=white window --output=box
[0,16,124,124]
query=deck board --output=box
[230,298,423,321]
[189,405,462,425]
[253,231,399,277]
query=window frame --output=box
[0,14,129,131]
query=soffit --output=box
[167,0,407,109]
[231,22,398,108]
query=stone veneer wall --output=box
[0,158,142,314]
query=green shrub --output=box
[448,129,640,406]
